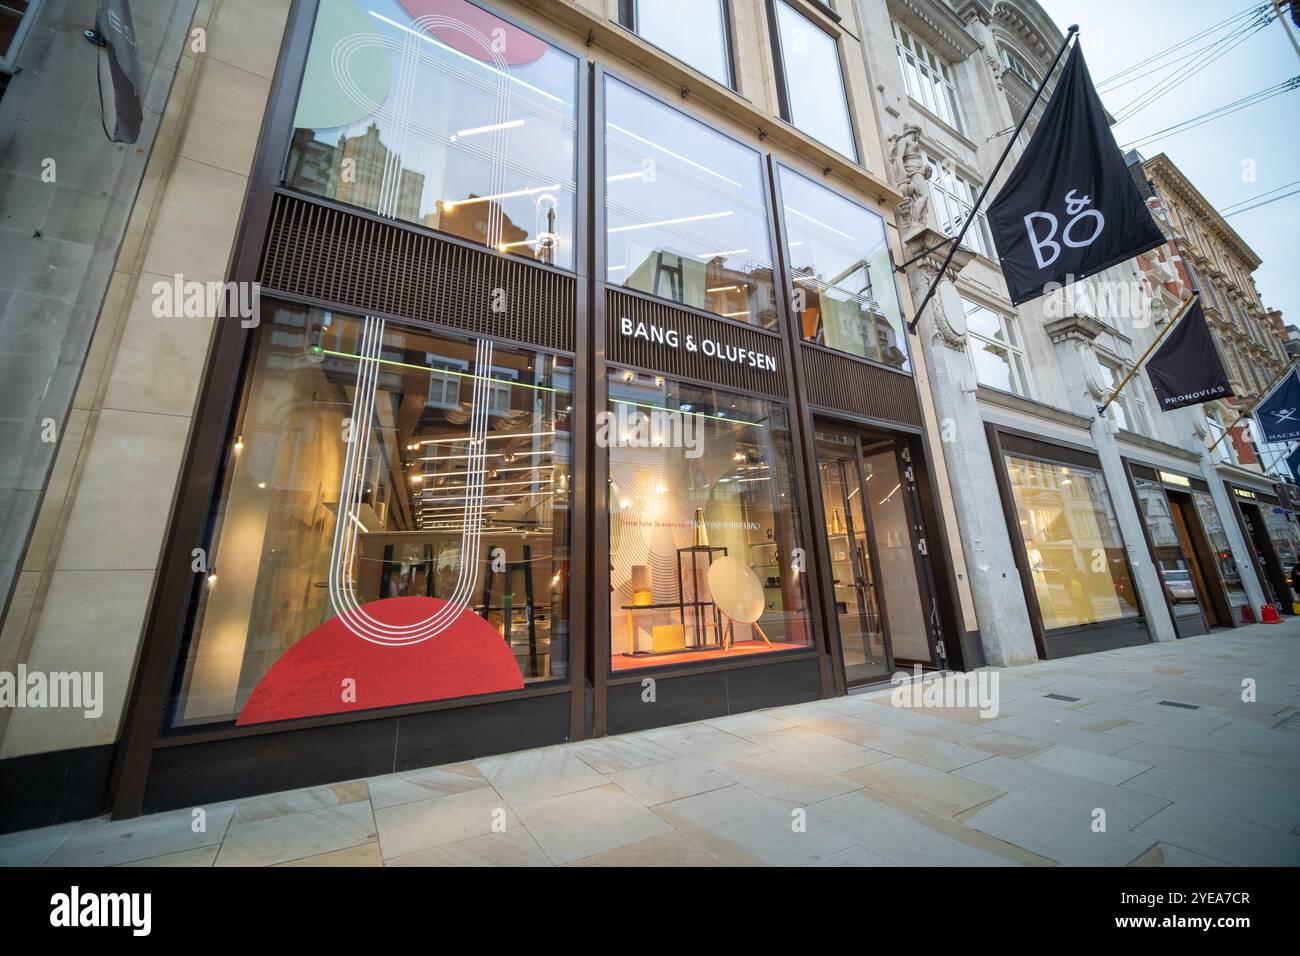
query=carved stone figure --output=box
[888,123,932,230]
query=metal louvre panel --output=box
[258,192,576,352]
[800,344,922,427]
[606,288,787,398]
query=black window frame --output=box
[765,0,859,163]
[618,0,738,91]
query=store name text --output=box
[619,317,777,372]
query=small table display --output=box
[619,545,729,657]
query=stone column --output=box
[1043,313,1178,642]
[904,226,1038,665]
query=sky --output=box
[1038,0,1299,324]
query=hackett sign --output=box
[618,316,778,372]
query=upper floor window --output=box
[770,0,857,160]
[1099,359,1151,435]
[927,158,994,259]
[284,0,578,269]
[963,298,1029,396]
[619,0,733,87]
[604,76,776,328]
[998,45,1039,87]
[778,165,908,369]
[893,23,964,131]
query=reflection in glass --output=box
[964,298,1028,396]
[1005,456,1139,630]
[1191,492,1248,609]
[171,303,573,727]
[607,370,812,669]
[772,0,856,159]
[285,0,578,268]
[1134,479,1206,624]
[778,166,909,369]
[604,77,775,327]
[1263,508,1300,594]
[630,0,731,86]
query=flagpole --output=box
[1205,364,1298,456]
[1096,292,1197,416]
[905,24,1080,334]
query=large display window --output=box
[1263,508,1300,588]
[1004,455,1139,630]
[603,76,776,328]
[606,369,813,669]
[169,302,573,728]
[284,0,578,268]
[777,165,909,370]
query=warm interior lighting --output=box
[233,435,244,451]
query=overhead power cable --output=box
[1217,178,1300,213]
[1111,10,1276,124]
[1222,188,1300,217]
[1096,3,1267,90]
[1120,76,1300,149]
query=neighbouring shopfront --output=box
[1225,483,1298,614]
[986,429,1150,659]
[108,0,965,815]
[1125,463,1244,636]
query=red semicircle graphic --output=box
[397,0,547,66]
[236,596,525,725]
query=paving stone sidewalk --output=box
[4,622,1300,867]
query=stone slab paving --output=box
[4,622,1300,867]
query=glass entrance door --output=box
[816,432,888,683]
[815,430,941,684]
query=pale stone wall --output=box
[0,0,292,758]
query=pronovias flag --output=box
[1144,296,1235,411]
[987,43,1165,305]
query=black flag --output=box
[1145,297,1234,411]
[988,44,1165,305]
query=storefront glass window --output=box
[604,76,776,328]
[1005,456,1140,629]
[285,0,578,268]
[778,165,909,369]
[1192,491,1249,609]
[169,302,573,728]
[606,369,813,669]
[1263,508,1300,595]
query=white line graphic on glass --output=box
[322,10,524,643]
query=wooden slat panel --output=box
[800,344,922,427]
[258,192,576,352]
